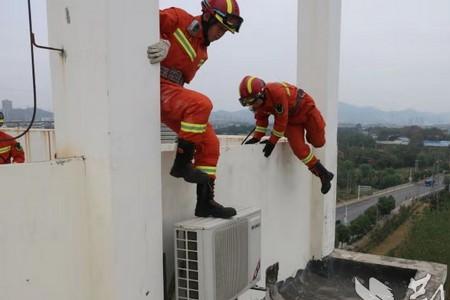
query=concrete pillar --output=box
[297,0,342,258]
[47,1,163,299]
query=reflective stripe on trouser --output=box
[301,149,316,166]
[161,82,219,178]
[164,121,219,179]
[272,129,284,138]
[255,126,267,134]
[180,121,207,134]
[285,123,318,168]
[193,124,219,179]
[195,165,217,176]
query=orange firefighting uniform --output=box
[252,82,326,168]
[160,7,218,178]
[0,131,25,164]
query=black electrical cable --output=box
[0,0,63,142]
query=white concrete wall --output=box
[0,159,90,300]
[47,0,164,299]
[298,0,341,258]
[1,128,56,162]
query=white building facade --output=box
[0,1,340,299]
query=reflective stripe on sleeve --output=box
[281,82,291,97]
[173,28,197,62]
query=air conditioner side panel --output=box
[203,229,215,300]
[248,212,262,284]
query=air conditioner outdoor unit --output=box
[174,207,262,300]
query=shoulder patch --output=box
[274,103,284,115]
[187,19,200,37]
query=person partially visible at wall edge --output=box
[147,0,244,218]
[0,112,25,164]
[239,76,334,194]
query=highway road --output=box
[336,176,446,223]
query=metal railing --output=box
[1,128,56,162]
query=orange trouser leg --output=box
[304,108,326,148]
[161,82,219,178]
[285,124,318,168]
[161,81,213,144]
[193,124,220,179]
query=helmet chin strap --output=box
[202,15,217,46]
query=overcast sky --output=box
[1,0,449,113]
[0,0,51,110]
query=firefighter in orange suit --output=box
[239,76,334,194]
[147,0,243,218]
[0,112,25,164]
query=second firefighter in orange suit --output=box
[147,0,244,218]
[0,112,25,165]
[239,76,334,194]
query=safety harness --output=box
[289,89,305,116]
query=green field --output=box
[390,192,450,297]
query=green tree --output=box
[349,214,372,238]
[337,160,356,192]
[377,196,396,215]
[335,224,350,244]
[365,206,378,225]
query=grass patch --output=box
[392,194,450,263]
[391,192,450,296]
[362,205,413,253]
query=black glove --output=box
[244,137,260,144]
[262,141,275,157]
[259,139,269,144]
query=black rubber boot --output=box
[170,139,209,184]
[195,178,237,218]
[309,161,334,194]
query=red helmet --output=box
[239,76,266,106]
[201,0,243,33]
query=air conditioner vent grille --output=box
[176,230,199,300]
[214,221,249,300]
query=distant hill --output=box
[210,109,254,127]
[339,102,450,126]
[211,103,450,127]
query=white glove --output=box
[147,39,170,64]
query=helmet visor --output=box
[213,10,243,33]
[239,96,257,107]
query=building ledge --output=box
[268,249,447,300]
[160,135,288,152]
